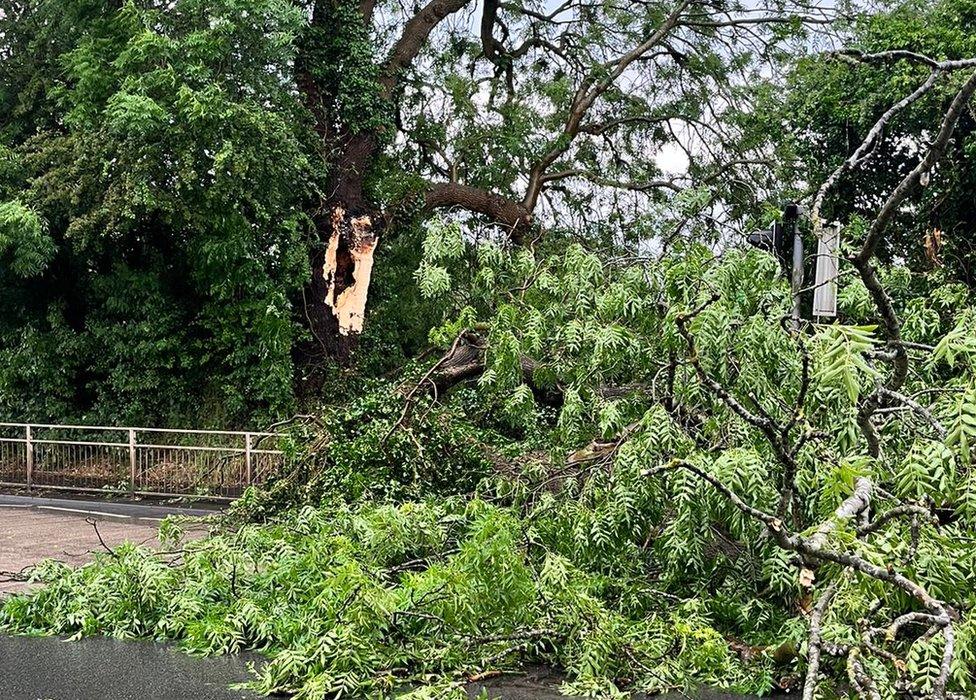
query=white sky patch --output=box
[655,143,690,175]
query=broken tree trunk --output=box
[307,204,380,364]
[429,334,562,406]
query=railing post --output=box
[244,432,253,486]
[25,424,33,491]
[128,428,136,495]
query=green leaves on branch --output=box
[1,499,773,698]
[947,384,976,467]
[814,324,880,404]
[933,311,976,370]
[0,200,56,277]
[416,218,465,298]
[0,200,53,277]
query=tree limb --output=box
[424,182,534,242]
[522,0,697,211]
[382,0,475,97]
[802,581,839,700]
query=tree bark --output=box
[429,334,562,405]
[424,183,533,243]
[296,0,384,365]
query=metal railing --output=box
[0,422,288,500]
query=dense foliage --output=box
[3,500,777,699]
[5,243,976,698]
[0,0,316,424]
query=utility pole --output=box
[748,203,842,325]
[782,203,802,329]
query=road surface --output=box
[0,635,261,700]
[0,494,215,594]
[0,494,258,698]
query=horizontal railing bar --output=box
[0,437,283,454]
[136,444,283,454]
[0,422,279,438]
[0,437,279,453]
[130,427,279,437]
[137,443,242,453]
[0,422,127,432]
[30,439,129,448]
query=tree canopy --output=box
[1,0,834,422]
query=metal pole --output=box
[791,233,804,329]
[25,424,33,491]
[128,428,136,495]
[781,202,803,330]
[244,432,252,486]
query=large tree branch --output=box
[681,14,835,28]
[835,49,976,71]
[521,0,697,211]
[806,477,872,552]
[856,69,976,265]
[480,0,505,62]
[802,582,839,700]
[810,70,941,234]
[381,0,474,96]
[847,69,976,455]
[424,182,533,242]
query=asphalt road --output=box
[0,494,216,594]
[0,494,259,698]
[0,635,788,700]
[0,637,785,700]
[0,492,220,519]
[465,666,794,699]
[0,635,262,700]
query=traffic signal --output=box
[746,203,799,274]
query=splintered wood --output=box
[323,206,379,335]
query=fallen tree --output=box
[5,227,976,698]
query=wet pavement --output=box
[0,494,214,594]
[0,635,262,699]
[0,637,790,700]
[0,495,251,698]
[466,666,794,699]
